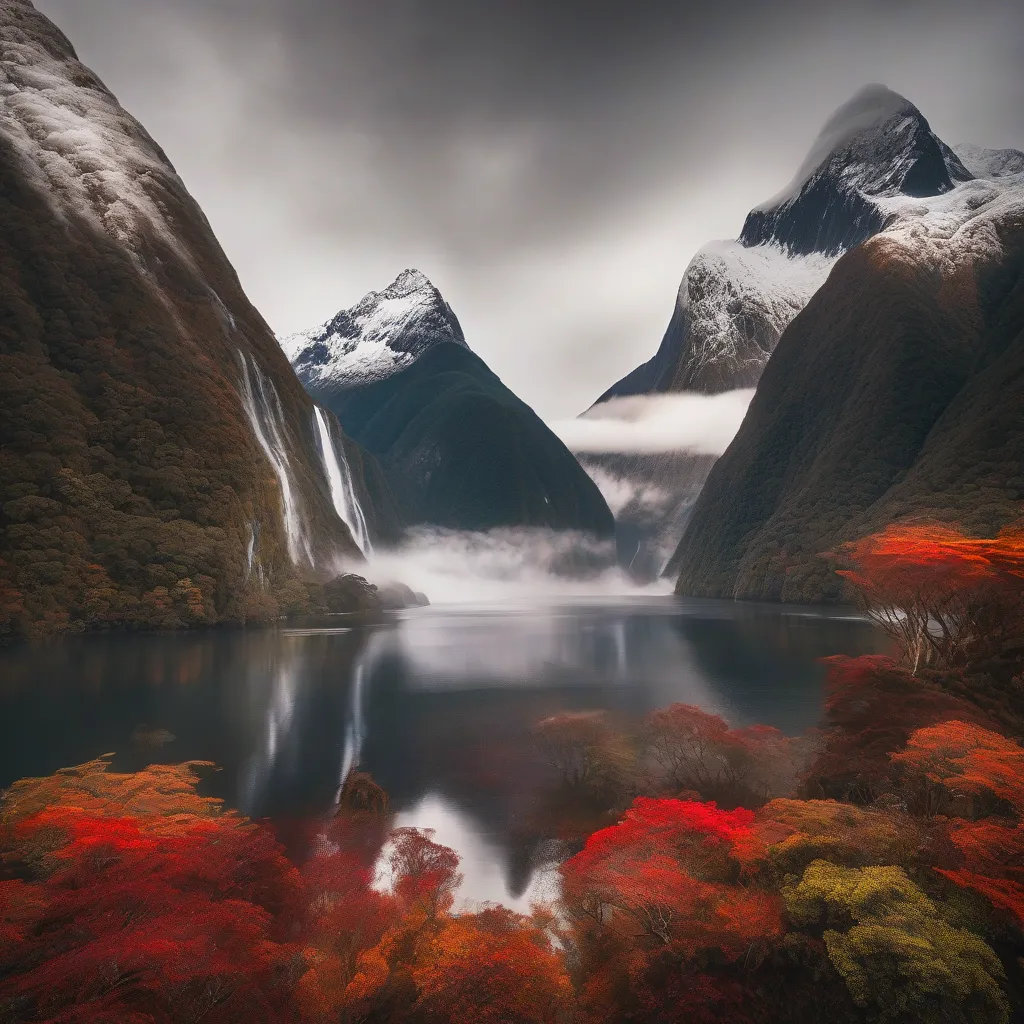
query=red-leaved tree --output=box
[837,523,1024,673]
[560,797,781,1022]
[894,721,1024,927]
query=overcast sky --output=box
[35,0,1024,418]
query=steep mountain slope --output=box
[582,86,974,575]
[283,272,614,535]
[0,0,393,639]
[671,165,1024,602]
[577,451,717,579]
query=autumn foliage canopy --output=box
[838,522,1024,673]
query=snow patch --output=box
[679,241,838,381]
[875,174,1024,270]
[0,7,197,269]
[755,84,958,211]
[953,143,1024,181]
[281,268,467,389]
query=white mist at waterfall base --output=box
[237,351,314,566]
[354,526,671,607]
[312,406,372,556]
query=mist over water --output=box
[353,526,671,605]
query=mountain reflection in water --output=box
[0,597,885,908]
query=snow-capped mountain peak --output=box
[774,85,968,201]
[280,269,467,389]
[741,84,973,256]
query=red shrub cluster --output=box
[0,758,572,1024]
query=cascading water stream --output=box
[312,407,372,556]
[237,351,314,566]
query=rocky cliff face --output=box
[0,0,391,638]
[283,271,615,536]
[599,86,974,404]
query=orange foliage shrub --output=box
[532,710,633,800]
[838,523,1024,673]
[756,798,924,875]
[0,760,303,1024]
[803,655,995,802]
[0,758,576,1024]
[412,907,573,1024]
[895,722,1024,928]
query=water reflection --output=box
[0,598,886,908]
[385,794,560,913]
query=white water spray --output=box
[237,351,314,566]
[312,407,372,556]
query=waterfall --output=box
[246,522,257,575]
[312,407,372,556]
[237,351,314,566]
[245,522,267,586]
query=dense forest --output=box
[0,1,382,642]
[2,523,1022,1023]
[671,214,1024,604]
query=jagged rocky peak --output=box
[741,84,973,255]
[282,268,468,389]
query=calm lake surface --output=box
[0,596,885,908]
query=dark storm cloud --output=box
[33,0,1024,416]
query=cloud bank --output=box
[33,0,1024,419]
[549,390,755,456]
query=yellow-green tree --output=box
[784,860,1007,1024]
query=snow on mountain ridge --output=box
[0,0,202,270]
[674,240,838,386]
[594,86,1017,408]
[875,174,1024,273]
[753,84,971,213]
[281,268,468,389]
[953,144,1024,181]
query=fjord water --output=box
[0,596,884,908]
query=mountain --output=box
[284,269,469,389]
[581,86,996,579]
[670,133,1024,602]
[282,271,615,536]
[0,0,396,639]
[598,86,974,404]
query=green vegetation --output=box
[672,224,1024,603]
[0,130,380,639]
